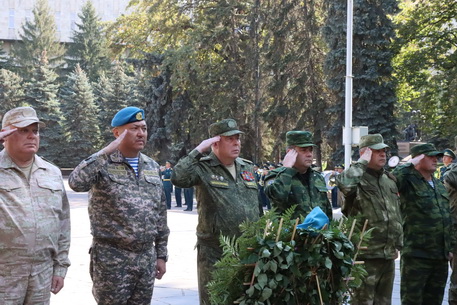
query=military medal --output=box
[241,171,255,181]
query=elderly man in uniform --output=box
[336,134,403,305]
[69,106,169,305]
[393,143,452,305]
[0,106,71,304]
[171,118,261,305]
[264,130,332,220]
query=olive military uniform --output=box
[171,149,260,305]
[444,165,457,304]
[393,146,452,305]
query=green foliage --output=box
[0,69,25,115]
[393,0,457,147]
[11,0,65,75]
[208,208,368,305]
[24,52,64,165]
[66,1,111,82]
[60,64,101,166]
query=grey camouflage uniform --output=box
[171,149,260,305]
[69,149,169,305]
[0,149,71,304]
[336,159,402,305]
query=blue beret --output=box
[111,107,145,127]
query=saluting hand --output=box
[282,149,298,168]
[98,130,128,155]
[410,154,425,166]
[0,128,17,143]
[196,136,221,153]
[360,147,372,162]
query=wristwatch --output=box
[157,256,168,262]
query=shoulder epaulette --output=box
[385,171,397,183]
[200,156,212,161]
[239,158,253,164]
[38,155,58,167]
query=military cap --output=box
[209,119,244,137]
[334,164,344,169]
[359,134,389,150]
[2,106,45,129]
[286,131,316,147]
[111,107,145,127]
[443,149,456,160]
[410,143,443,158]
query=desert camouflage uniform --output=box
[171,149,260,305]
[264,167,333,220]
[393,163,452,305]
[444,166,457,305]
[336,159,403,305]
[68,150,169,305]
[0,149,71,304]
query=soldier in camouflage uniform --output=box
[69,107,169,305]
[336,134,403,305]
[0,107,71,304]
[436,148,456,182]
[171,118,261,305]
[264,131,332,220]
[392,143,452,305]
[444,164,457,304]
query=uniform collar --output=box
[207,151,246,167]
[0,149,47,170]
[109,149,144,164]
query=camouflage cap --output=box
[359,134,389,150]
[410,143,443,158]
[286,131,316,148]
[443,148,456,159]
[209,119,244,137]
[2,106,45,129]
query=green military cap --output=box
[286,131,316,147]
[410,143,443,158]
[209,119,244,137]
[443,148,456,159]
[359,134,389,150]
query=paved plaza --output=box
[50,179,450,305]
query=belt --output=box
[163,179,171,181]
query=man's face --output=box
[3,123,40,157]
[443,155,453,166]
[114,121,147,155]
[367,148,387,170]
[417,155,438,173]
[214,134,241,161]
[294,146,314,171]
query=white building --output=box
[0,0,130,52]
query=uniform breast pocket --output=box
[108,173,129,185]
[0,185,23,205]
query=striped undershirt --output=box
[125,157,139,176]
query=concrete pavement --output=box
[52,180,450,305]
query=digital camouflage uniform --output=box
[0,150,71,304]
[393,162,452,305]
[336,159,403,305]
[171,149,260,305]
[69,149,169,305]
[264,166,333,220]
[444,165,457,305]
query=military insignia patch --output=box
[266,179,275,185]
[241,171,255,181]
[228,120,236,128]
[136,112,143,120]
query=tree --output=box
[94,62,137,145]
[60,64,101,166]
[0,69,25,115]
[393,0,457,148]
[66,0,111,82]
[24,51,65,165]
[323,0,399,161]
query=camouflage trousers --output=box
[196,240,223,305]
[0,263,53,305]
[351,258,395,305]
[90,241,156,305]
[449,253,457,305]
[400,255,448,305]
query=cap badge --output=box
[228,120,236,128]
[136,112,143,120]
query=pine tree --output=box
[24,51,65,165]
[66,1,111,82]
[0,69,25,116]
[323,0,399,160]
[94,62,137,145]
[11,0,65,75]
[60,64,101,166]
